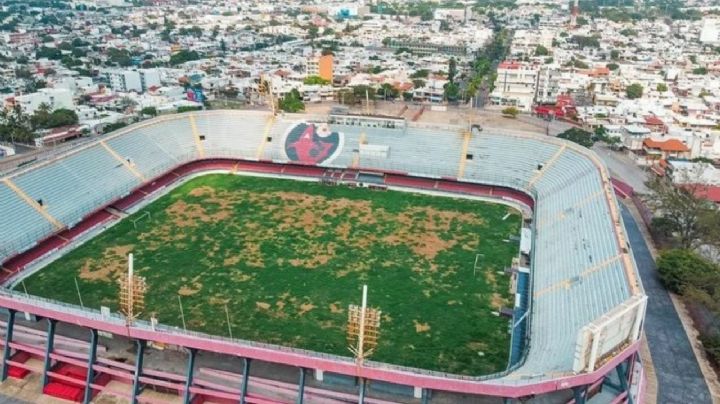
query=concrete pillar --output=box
[358,378,366,404]
[41,319,57,387]
[183,348,196,404]
[1,309,16,381]
[131,340,146,404]
[83,329,98,404]
[240,358,251,404]
[296,368,306,404]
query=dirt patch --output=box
[485,270,497,286]
[466,341,488,352]
[298,302,316,316]
[166,200,231,227]
[256,302,271,310]
[490,293,505,310]
[224,255,241,266]
[189,186,215,197]
[178,282,202,296]
[384,232,456,260]
[413,320,431,333]
[329,303,344,313]
[78,245,134,282]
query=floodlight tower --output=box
[118,254,147,325]
[347,285,381,366]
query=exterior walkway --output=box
[621,205,712,403]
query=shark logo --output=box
[284,122,343,165]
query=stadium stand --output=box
[0,111,645,402]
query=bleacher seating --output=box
[0,111,641,382]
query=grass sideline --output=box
[21,174,522,375]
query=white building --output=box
[106,69,161,93]
[489,61,539,111]
[15,89,74,114]
[700,18,720,45]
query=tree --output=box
[657,249,715,294]
[140,106,158,117]
[303,75,330,85]
[378,83,399,100]
[307,26,319,48]
[501,106,519,118]
[410,69,429,79]
[656,83,668,92]
[644,175,720,249]
[278,88,305,113]
[570,35,600,49]
[448,57,457,83]
[444,82,460,101]
[625,83,643,99]
[534,45,549,56]
[118,96,138,112]
[0,104,33,143]
[46,109,78,128]
[557,127,594,148]
[170,50,201,66]
[607,63,619,71]
[610,49,620,60]
[693,67,708,75]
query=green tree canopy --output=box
[557,127,594,148]
[626,83,643,99]
[501,106,519,118]
[303,75,330,85]
[278,88,305,113]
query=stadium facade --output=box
[0,111,646,403]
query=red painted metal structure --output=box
[0,158,640,403]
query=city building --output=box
[489,61,539,111]
[14,89,74,114]
[306,54,334,82]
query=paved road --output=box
[593,143,649,193]
[621,205,712,403]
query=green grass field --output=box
[21,174,521,375]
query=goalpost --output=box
[132,211,152,230]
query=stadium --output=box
[0,110,646,403]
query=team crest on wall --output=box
[283,122,344,165]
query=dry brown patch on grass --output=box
[491,293,506,310]
[165,200,232,227]
[466,341,487,352]
[336,222,351,241]
[232,273,253,282]
[208,296,229,306]
[485,269,497,286]
[178,282,202,296]
[288,242,336,268]
[383,232,456,260]
[256,302,271,310]
[224,255,241,266]
[413,320,431,333]
[188,186,215,197]
[298,302,316,316]
[79,245,134,281]
[329,302,344,313]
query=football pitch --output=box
[21,174,522,375]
